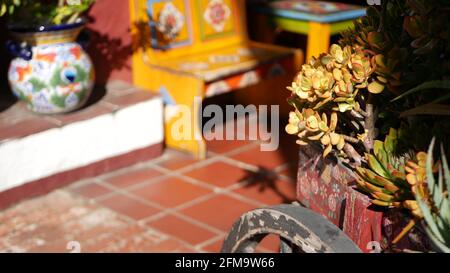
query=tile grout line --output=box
[73,174,292,232]
[63,189,198,253]
[78,147,186,184]
[164,171,273,209]
[63,140,296,252]
[94,155,289,230]
[210,140,262,158]
[151,153,220,174]
[146,210,229,248]
[96,171,178,194]
[195,234,226,251]
[70,188,204,253]
[86,175,283,252]
[93,180,227,236]
[95,172,271,242]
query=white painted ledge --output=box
[0,97,163,192]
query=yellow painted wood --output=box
[136,62,207,158]
[306,22,331,61]
[130,0,247,62]
[158,42,293,82]
[129,0,300,158]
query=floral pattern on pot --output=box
[8,42,94,114]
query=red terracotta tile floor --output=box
[0,135,298,253]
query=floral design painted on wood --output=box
[203,0,231,32]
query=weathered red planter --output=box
[296,145,430,252]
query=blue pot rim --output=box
[7,17,86,33]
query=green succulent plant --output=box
[355,129,418,213]
[286,109,345,157]
[341,0,450,134]
[354,128,447,245]
[0,0,95,26]
[341,0,450,96]
[416,139,450,253]
[288,0,450,163]
[286,0,450,250]
[286,44,380,161]
[392,80,450,118]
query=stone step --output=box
[0,80,164,209]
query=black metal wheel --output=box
[221,204,361,253]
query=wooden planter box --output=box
[296,145,431,252]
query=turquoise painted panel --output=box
[254,0,366,23]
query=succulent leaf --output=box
[372,191,394,202]
[372,199,393,207]
[426,139,436,198]
[368,80,385,94]
[414,140,450,252]
[286,43,376,158]
[418,197,444,242]
[366,153,390,179]
[441,146,450,203]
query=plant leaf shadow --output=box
[238,165,296,204]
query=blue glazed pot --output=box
[7,19,95,114]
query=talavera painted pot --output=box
[7,19,94,114]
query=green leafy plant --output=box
[0,0,21,16]
[355,129,415,210]
[0,0,95,27]
[416,139,450,253]
[285,0,450,249]
[354,128,441,244]
[392,80,450,117]
[287,0,449,164]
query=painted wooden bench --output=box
[130,0,302,159]
[250,0,366,60]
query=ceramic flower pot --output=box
[7,19,94,114]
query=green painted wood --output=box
[268,16,355,36]
[269,17,310,35]
[330,20,355,34]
